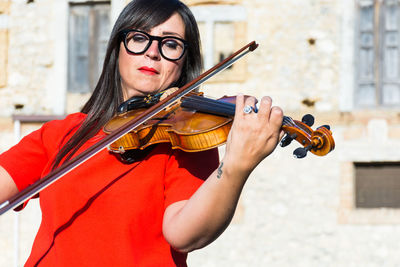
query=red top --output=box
[0,113,219,267]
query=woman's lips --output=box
[138,66,158,75]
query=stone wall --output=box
[0,0,10,88]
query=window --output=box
[356,0,400,107]
[68,1,111,93]
[355,162,400,208]
[190,4,247,82]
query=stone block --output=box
[388,126,400,139]
[0,1,10,13]
[0,29,7,88]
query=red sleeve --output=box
[0,125,50,191]
[163,148,219,208]
[0,113,85,191]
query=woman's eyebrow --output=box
[162,31,184,38]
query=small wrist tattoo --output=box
[217,162,223,179]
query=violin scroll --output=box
[280,114,335,158]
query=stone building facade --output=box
[0,0,400,266]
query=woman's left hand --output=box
[223,94,284,176]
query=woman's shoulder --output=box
[54,112,87,124]
[43,112,87,129]
[38,112,87,140]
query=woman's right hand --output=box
[0,166,19,203]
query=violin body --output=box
[103,95,234,153]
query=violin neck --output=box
[181,95,291,124]
[181,95,236,117]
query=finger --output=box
[243,95,257,115]
[235,93,245,117]
[269,106,284,130]
[236,94,258,117]
[257,96,272,119]
[244,96,257,111]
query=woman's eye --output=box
[131,34,148,43]
[163,39,181,50]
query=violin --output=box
[0,41,334,215]
[104,91,334,162]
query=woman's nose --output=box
[145,41,161,60]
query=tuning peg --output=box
[280,133,297,147]
[301,114,314,127]
[318,124,330,130]
[293,145,312,159]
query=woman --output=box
[0,0,283,266]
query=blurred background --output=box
[0,0,400,266]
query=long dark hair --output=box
[52,0,202,168]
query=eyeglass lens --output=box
[125,31,185,60]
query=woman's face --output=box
[118,12,186,100]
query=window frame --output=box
[355,0,400,108]
[339,161,400,224]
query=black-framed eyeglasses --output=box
[120,29,188,61]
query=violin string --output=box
[283,116,295,127]
[181,96,305,132]
[194,96,235,114]
[181,95,235,116]
[283,116,303,131]
[181,98,231,116]
[191,97,234,115]
[182,96,300,129]
[182,95,229,109]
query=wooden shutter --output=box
[356,1,376,106]
[355,162,400,208]
[68,2,110,93]
[68,4,90,93]
[381,0,400,106]
[88,3,110,90]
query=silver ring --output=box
[243,105,253,114]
